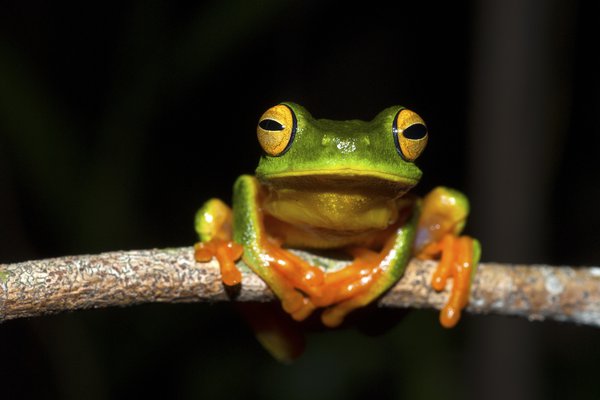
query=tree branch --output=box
[1,247,599,327]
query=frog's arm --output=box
[231,175,325,320]
[195,176,322,307]
[414,186,481,327]
[316,206,419,327]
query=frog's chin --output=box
[259,169,418,197]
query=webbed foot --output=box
[310,234,403,328]
[255,240,324,320]
[425,234,480,327]
[194,240,243,285]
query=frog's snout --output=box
[320,133,368,155]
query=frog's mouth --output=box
[259,168,418,197]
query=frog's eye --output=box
[257,104,297,156]
[392,108,428,161]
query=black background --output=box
[1,1,599,399]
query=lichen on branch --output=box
[1,247,599,327]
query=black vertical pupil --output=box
[403,123,427,140]
[259,119,284,131]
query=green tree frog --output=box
[194,103,480,348]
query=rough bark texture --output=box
[1,247,599,327]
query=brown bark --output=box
[1,247,599,327]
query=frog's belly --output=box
[262,188,400,248]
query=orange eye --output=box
[257,104,296,156]
[392,108,428,161]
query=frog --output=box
[194,103,480,359]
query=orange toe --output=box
[195,239,243,286]
[430,234,474,328]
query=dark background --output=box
[1,1,599,399]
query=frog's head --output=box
[255,102,427,197]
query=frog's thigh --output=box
[415,186,470,250]
[321,211,418,327]
[194,197,243,286]
[195,198,233,242]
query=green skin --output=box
[255,103,422,184]
[197,103,479,324]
